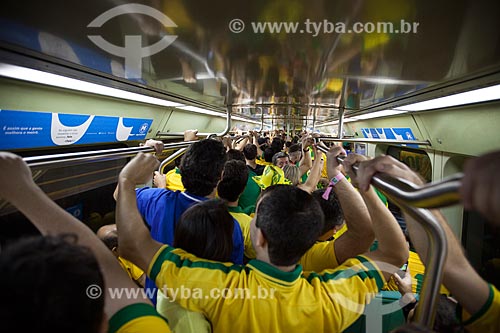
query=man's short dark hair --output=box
[174,199,234,262]
[312,189,344,235]
[263,147,275,163]
[217,160,249,202]
[243,144,258,160]
[226,149,245,162]
[180,139,227,196]
[0,235,105,333]
[288,144,301,154]
[255,185,324,266]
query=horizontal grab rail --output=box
[23,141,198,170]
[156,132,216,138]
[318,137,432,146]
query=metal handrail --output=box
[23,141,197,170]
[318,137,432,146]
[156,132,215,137]
[392,200,447,326]
[328,153,453,328]
[158,147,187,173]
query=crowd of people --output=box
[0,129,499,332]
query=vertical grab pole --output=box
[389,199,448,327]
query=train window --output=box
[387,146,432,182]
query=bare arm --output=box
[0,152,152,318]
[113,138,164,200]
[115,153,164,272]
[343,154,408,281]
[234,135,250,151]
[252,131,264,156]
[298,145,323,193]
[356,154,490,315]
[461,150,500,225]
[326,146,375,264]
[298,136,313,176]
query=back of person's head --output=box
[257,137,267,147]
[255,185,324,266]
[97,224,118,251]
[217,160,249,202]
[243,144,258,160]
[283,164,300,186]
[433,295,463,333]
[226,149,245,162]
[271,137,283,153]
[0,235,105,333]
[288,144,301,154]
[312,189,344,235]
[174,199,234,262]
[180,139,227,196]
[263,147,275,162]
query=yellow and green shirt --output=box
[165,167,184,192]
[383,250,449,295]
[299,239,339,273]
[108,303,171,333]
[148,245,385,333]
[463,284,500,333]
[227,206,256,259]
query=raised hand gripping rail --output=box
[328,150,461,328]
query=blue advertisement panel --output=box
[361,128,418,147]
[0,110,153,149]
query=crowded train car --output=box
[0,0,499,332]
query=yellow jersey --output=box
[299,239,339,272]
[384,250,449,295]
[118,256,145,284]
[165,167,185,192]
[227,206,256,259]
[109,303,171,333]
[148,245,386,333]
[464,284,500,333]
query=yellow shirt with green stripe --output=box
[463,284,500,333]
[227,206,256,259]
[148,245,386,333]
[383,250,449,295]
[299,239,339,272]
[108,303,171,333]
[165,167,185,192]
[117,256,144,283]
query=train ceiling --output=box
[1,0,500,128]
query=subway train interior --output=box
[1,0,500,332]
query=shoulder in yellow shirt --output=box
[227,206,256,259]
[299,239,339,272]
[109,303,171,333]
[148,245,385,332]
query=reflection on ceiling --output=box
[1,0,499,128]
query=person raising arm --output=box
[354,154,498,332]
[0,152,170,333]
